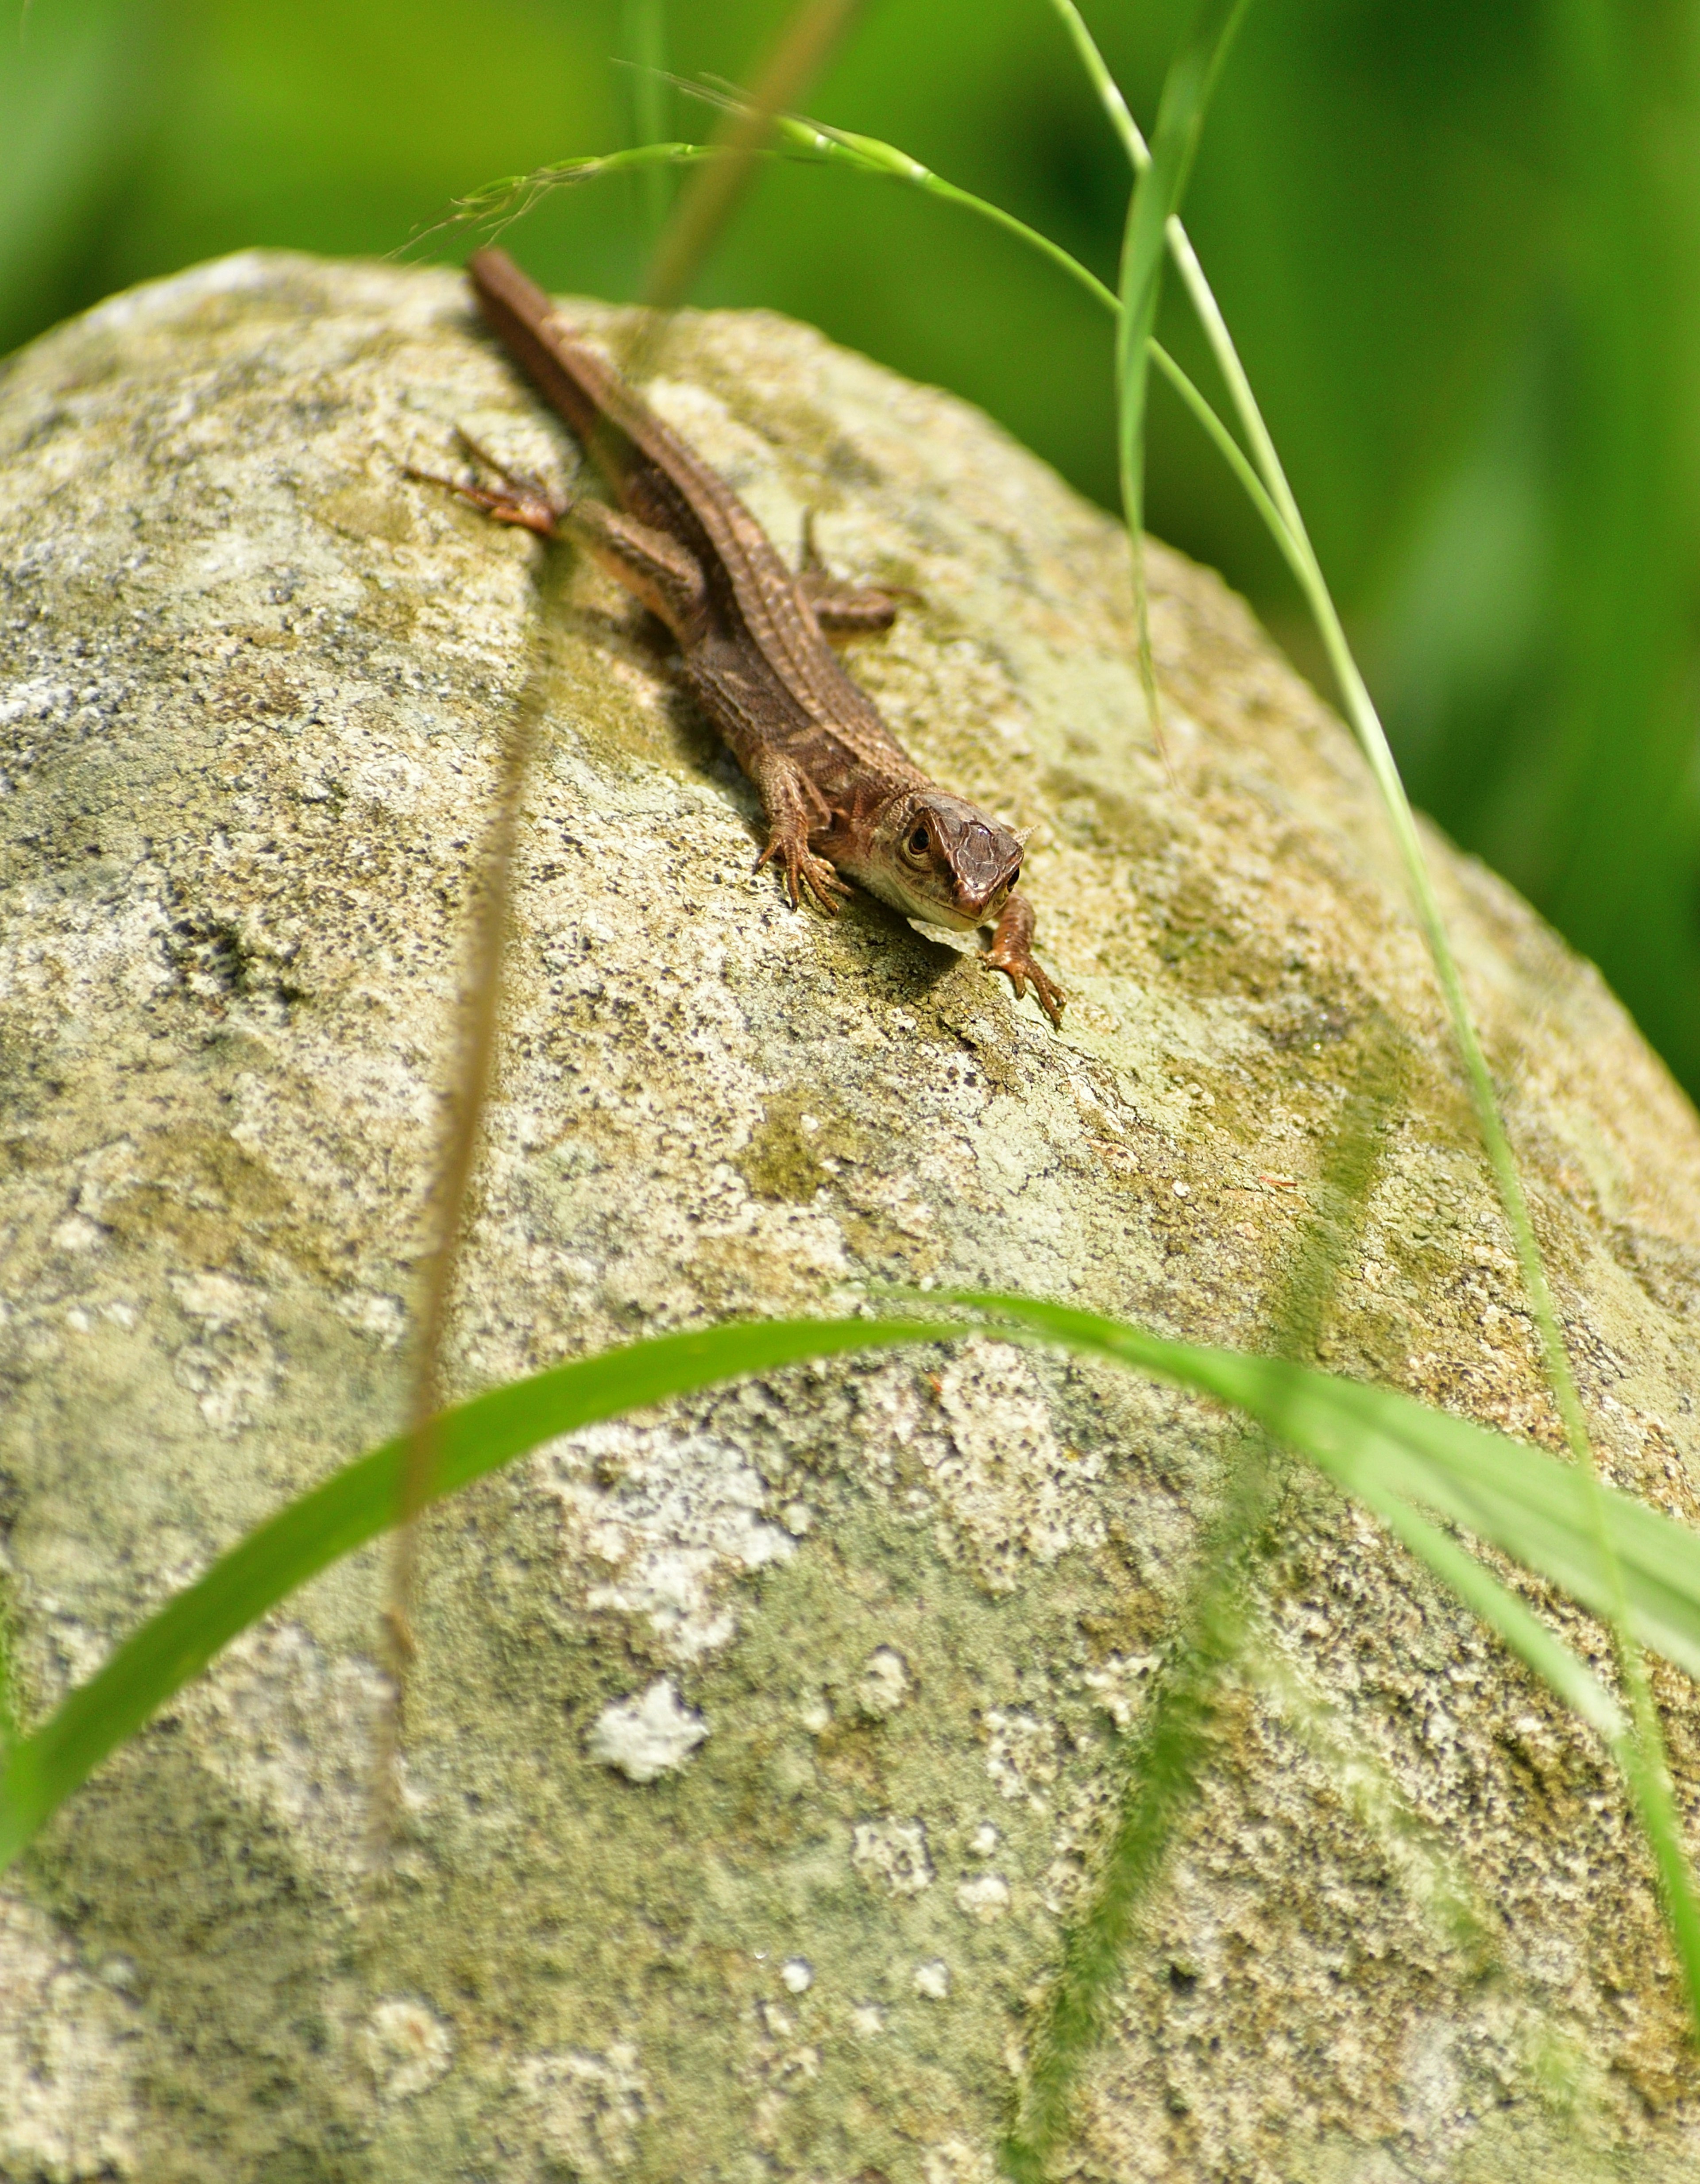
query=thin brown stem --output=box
[638,0,866,313]
[369,544,562,1856]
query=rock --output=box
[3,250,1700,2179]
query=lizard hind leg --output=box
[403,428,571,538]
[796,509,904,635]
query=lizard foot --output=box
[403,429,570,539]
[755,834,852,916]
[981,941,1066,1027]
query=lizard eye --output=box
[907,824,931,857]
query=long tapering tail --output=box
[467,247,635,490]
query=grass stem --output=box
[1043,0,1700,2037]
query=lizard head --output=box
[864,791,1027,931]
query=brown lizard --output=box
[417,246,1064,1026]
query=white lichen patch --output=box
[858,1644,911,1718]
[954,1873,1012,1922]
[588,1679,709,1783]
[851,1817,935,1896]
[171,1620,389,1893]
[533,1420,795,1660]
[168,1269,280,1433]
[982,1710,1062,1808]
[925,1341,1107,1591]
[0,1891,141,2180]
[512,2042,649,2176]
[362,1998,453,2102]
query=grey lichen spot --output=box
[912,1958,952,2001]
[588,1679,710,1783]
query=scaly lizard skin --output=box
[417,247,1065,1026]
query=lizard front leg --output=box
[982,891,1066,1026]
[745,745,850,915]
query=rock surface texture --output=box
[5,252,1700,2182]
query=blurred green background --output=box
[6,0,1699,1096]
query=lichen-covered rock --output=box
[4,251,1700,2180]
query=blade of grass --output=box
[14,1284,1676,1888]
[1113,0,1255,755]
[1043,0,1700,2030]
[619,0,672,234]
[0,1314,960,1875]
[999,1009,1402,2179]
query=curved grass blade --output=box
[946,1290,1700,1692]
[0,1315,956,1874]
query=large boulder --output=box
[4,251,1700,2181]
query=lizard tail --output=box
[467,247,638,493]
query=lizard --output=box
[414,245,1064,1026]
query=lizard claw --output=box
[981,942,1066,1027]
[755,834,851,917]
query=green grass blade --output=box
[619,0,672,232]
[1114,0,1256,745]
[0,1315,955,1873]
[944,1290,1700,1680]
